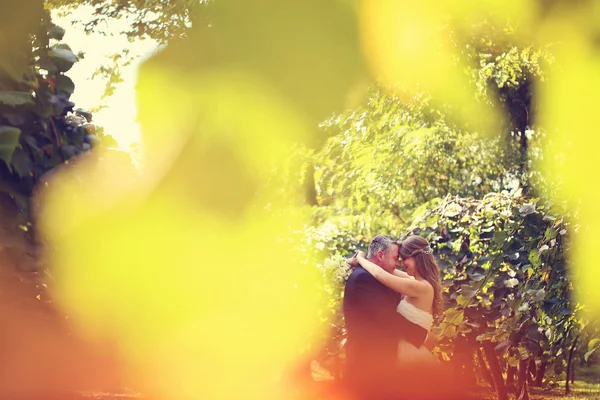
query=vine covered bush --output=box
[411,193,575,399]
[0,0,115,229]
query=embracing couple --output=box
[343,234,447,400]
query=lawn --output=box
[311,362,600,400]
[471,364,600,400]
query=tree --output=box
[315,89,522,228]
[46,0,201,43]
[302,24,555,246]
[413,193,574,399]
[44,0,204,99]
[0,0,116,250]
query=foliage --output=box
[310,26,555,232]
[308,31,555,241]
[46,0,200,44]
[315,90,524,226]
[45,0,201,99]
[312,255,352,378]
[91,49,130,101]
[409,192,588,390]
[0,1,115,226]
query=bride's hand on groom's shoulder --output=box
[346,252,359,269]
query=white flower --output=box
[505,278,519,288]
[518,303,530,312]
[525,129,535,140]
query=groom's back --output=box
[343,267,401,382]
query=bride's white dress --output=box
[396,298,437,365]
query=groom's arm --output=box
[353,274,427,348]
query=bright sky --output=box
[52,6,159,152]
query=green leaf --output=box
[518,346,531,360]
[494,230,509,246]
[39,57,58,72]
[520,263,532,271]
[468,271,486,281]
[544,227,558,241]
[0,59,27,83]
[505,278,519,288]
[585,348,598,362]
[444,203,462,217]
[56,75,75,95]
[495,339,512,352]
[519,204,536,216]
[0,91,33,106]
[460,285,478,299]
[48,23,66,40]
[9,148,32,178]
[75,108,93,122]
[439,246,453,255]
[0,126,22,165]
[456,294,471,306]
[492,255,503,269]
[588,338,600,350]
[533,289,545,302]
[48,45,78,72]
[527,324,544,342]
[445,308,464,324]
[444,324,457,338]
[528,249,541,268]
[508,355,520,367]
[479,231,494,240]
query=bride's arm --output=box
[357,253,425,298]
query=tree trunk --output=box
[516,359,530,400]
[483,341,509,400]
[535,361,546,387]
[506,365,517,392]
[570,356,575,384]
[464,351,477,388]
[304,163,318,206]
[528,359,536,384]
[477,347,496,389]
[566,335,579,395]
[334,354,342,380]
[505,348,517,392]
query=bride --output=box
[354,235,443,365]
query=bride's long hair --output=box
[398,235,443,317]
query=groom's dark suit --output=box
[343,266,427,399]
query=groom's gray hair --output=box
[367,235,398,258]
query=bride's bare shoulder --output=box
[417,278,435,293]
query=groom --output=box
[343,235,428,399]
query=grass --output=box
[462,382,599,400]
[575,364,600,384]
[311,362,600,400]
[529,382,599,400]
[473,365,600,400]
